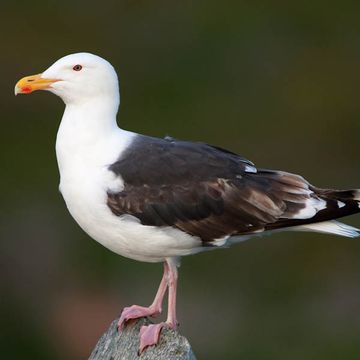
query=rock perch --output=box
[89,318,197,360]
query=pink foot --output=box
[117,305,160,331]
[139,323,165,353]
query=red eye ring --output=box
[73,64,82,71]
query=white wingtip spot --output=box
[337,201,346,208]
[294,196,327,219]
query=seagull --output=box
[15,53,360,352]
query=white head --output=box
[15,53,120,107]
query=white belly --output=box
[59,163,202,263]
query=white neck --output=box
[55,97,134,177]
[61,97,119,138]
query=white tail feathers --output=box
[294,220,360,238]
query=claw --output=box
[117,305,160,331]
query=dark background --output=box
[1,1,360,359]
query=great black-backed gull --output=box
[15,53,360,352]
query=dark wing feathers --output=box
[109,135,255,185]
[107,135,360,243]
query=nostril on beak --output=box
[27,79,34,82]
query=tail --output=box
[262,178,360,238]
[298,188,360,238]
[285,188,360,238]
[305,187,360,221]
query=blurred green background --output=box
[1,1,360,359]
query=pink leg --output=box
[117,262,169,331]
[139,259,178,353]
[166,259,178,329]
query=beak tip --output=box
[14,73,55,96]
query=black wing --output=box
[107,135,360,243]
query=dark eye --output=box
[72,64,82,71]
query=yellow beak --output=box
[14,74,59,95]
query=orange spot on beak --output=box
[21,86,32,94]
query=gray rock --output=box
[89,318,197,360]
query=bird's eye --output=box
[72,64,82,71]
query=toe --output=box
[139,323,164,353]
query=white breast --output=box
[55,108,202,263]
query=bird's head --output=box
[15,53,119,105]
